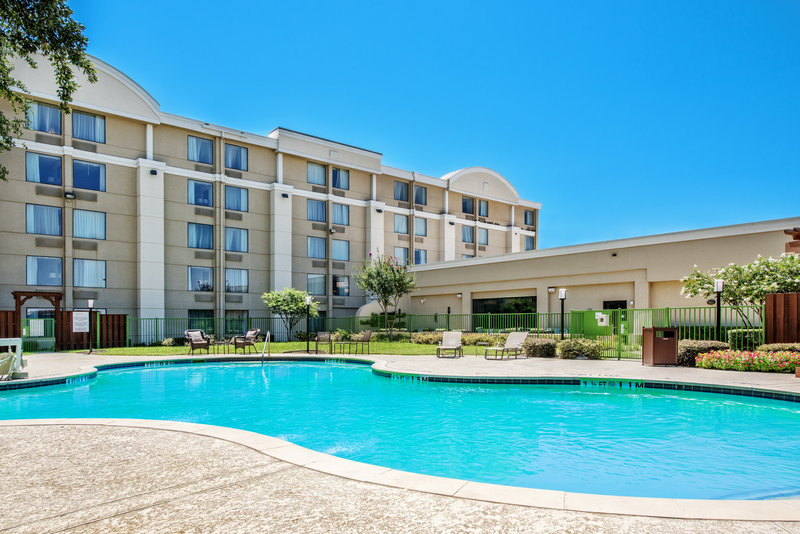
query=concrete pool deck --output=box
[3,352,800,532]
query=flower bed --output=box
[696,350,800,373]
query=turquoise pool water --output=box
[2,362,799,500]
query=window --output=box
[414,217,427,236]
[224,143,248,171]
[188,309,214,331]
[188,136,213,164]
[26,204,61,236]
[478,227,488,245]
[332,168,349,189]
[393,246,408,264]
[27,101,61,134]
[26,256,62,286]
[332,203,349,225]
[524,209,534,226]
[188,180,213,207]
[414,249,427,265]
[225,268,248,292]
[462,197,474,214]
[188,223,213,249]
[307,199,326,222]
[307,273,325,295]
[188,266,213,291]
[307,236,326,258]
[25,152,61,185]
[414,185,427,205]
[307,162,326,185]
[332,275,349,296]
[225,227,248,252]
[72,111,105,143]
[332,239,349,261]
[394,181,409,202]
[394,214,408,234]
[461,254,473,259]
[73,160,106,191]
[478,200,488,217]
[73,210,105,240]
[525,235,535,250]
[462,225,474,243]
[74,259,106,288]
[225,185,248,211]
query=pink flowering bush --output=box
[696,350,800,373]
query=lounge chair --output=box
[233,328,260,354]
[485,331,529,360]
[185,329,210,355]
[350,330,372,355]
[0,352,14,381]
[314,331,332,354]
[437,331,463,358]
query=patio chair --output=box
[436,331,463,358]
[233,328,260,354]
[0,351,14,381]
[350,330,372,355]
[485,331,529,360]
[185,329,210,355]
[314,331,332,354]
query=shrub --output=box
[373,331,412,342]
[677,340,730,367]
[558,338,603,360]
[411,332,506,345]
[524,337,557,358]
[727,329,762,351]
[696,350,800,373]
[161,337,180,347]
[333,329,353,341]
[294,331,313,341]
[756,343,800,353]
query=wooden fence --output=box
[55,311,127,351]
[764,293,800,344]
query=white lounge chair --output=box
[437,331,463,358]
[485,331,529,360]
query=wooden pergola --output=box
[11,291,63,337]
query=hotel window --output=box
[188,266,213,291]
[414,185,427,205]
[74,259,106,288]
[73,209,105,240]
[307,162,326,185]
[394,181,408,202]
[462,197,474,214]
[524,209,534,226]
[188,136,213,164]
[525,235,535,250]
[25,152,61,185]
[332,168,349,190]
[188,179,213,207]
[188,223,213,249]
[26,101,61,134]
[73,160,106,191]
[462,225,474,243]
[26,204,61,236]
[26,256,62,286]
[225,268,248,292]
[332,239,349,261]
[478,228,488,245]
[332,275,349,296]
[307,199,326,222]
[461,254,474,259]
[414,249,427,265]
[414,217,427,237]
[478,200,488,217]
[307,236,326,259]
[225,227,248,252]
[308,273,325,295]
[224,143,248,171]
[225,185,248,212]
[72,111,105,143]
[393,246,408,265]
[332,203,349,226]
[394,214,408,234]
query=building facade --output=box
[0,56,541,320]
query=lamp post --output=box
[87,299,94,354]
[714,279,724,342]
[558,289,567,340]
[305,295,312,354]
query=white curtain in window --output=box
[25,152,40,182]
[26,205,61,235]
[307,199,326,222]
[73,160,106,191]
[307,162,326,185]
[73,210,105,240]
[26,153,62,185]
[225,186,248,211]
[74,259,106,288]
[394,181,408,201]
[307,237,326,258]
[414,217,427,236]
[188,223,213,249]
[188,266,213,291]
[72,112,105,143]
[414,186,427,205]
[332,239,349,261]
[225,144,248,171]
[308,274,325,295]
[27,103,61,134]
[414,249,427,265]
[478,228,488,245]
[462,226,474,243]
[225,228,248,252]
[393,247,408,264]
[188,136,213,164]
[188,180,213,206]
[225,268,248,292]
[394,214,408,234]
[332,204,349,225]
[332,168,349,189]
[27,256,62,286]
[479,200,488,217]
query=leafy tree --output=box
[353,254,416,341]
[0,0,96,180]
[261,288,319,341]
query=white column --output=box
[276,152,283,184]
[135,159,166,318]
[366,201,385,258]
[444,189,449,213]
[370,174,376,201]
[270,183,293,291]
[441,215,456,261]
[508,228,521,253]
[510,205,515,227]
[145,124,153,160]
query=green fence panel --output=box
[21,318,55,352]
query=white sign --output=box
[72,311,90,333]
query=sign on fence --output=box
[72,312,90,333]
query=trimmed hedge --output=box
[411,332,505,345]
[756,343,800,353]
[696,350,800,373]
[558,338,603,360]
[677,339,730,367]
[727,328,762,351]
[524,338,557,358]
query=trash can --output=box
[642,327,678,366]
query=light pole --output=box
[558,289,567,340]
[87,299,94,354]
[714,279,724,342]
[305,295,312,354]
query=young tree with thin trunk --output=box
[353,254,416,341]
[261,288,319,341]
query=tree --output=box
[261,288,319,341]
[353,254,416,341]
[0,0,96,180]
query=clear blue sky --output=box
[70,0,799,248]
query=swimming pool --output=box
[2,361,799,500]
